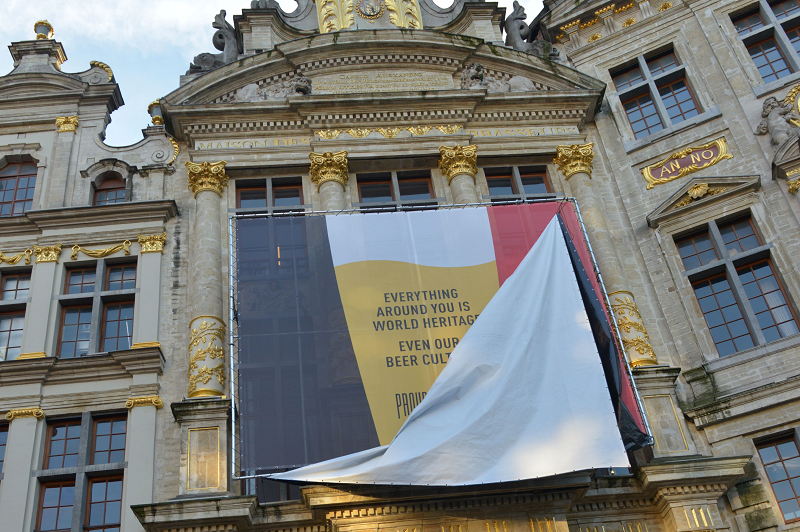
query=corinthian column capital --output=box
[438,145,477,184]
[309,151,349,190]
[554,142,594,179]
[185,161,229,197]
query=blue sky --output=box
[2,0,542,147]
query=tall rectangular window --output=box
[355,170,437,209]
[0,425,7,474]
[0,312,24,361]
[45,421,82,469]
[0,162,37,217]
[85,477,123,531]
[235,177,305,212]
[611,48,700,140]
[676,216,799,357]
[758,438,800,522]
[101,302,134,352]
[482,165,550,200]
[2,273,30,300]
[58,306,92,358]
[37,482,75,532]
[92,418,127,465]
[731,2,800,84]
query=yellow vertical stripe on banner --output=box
[334,260,500,443]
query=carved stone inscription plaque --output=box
[642,395,689,454]
[188,427,220,490]
[313,71,455,94]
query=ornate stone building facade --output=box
[0,0,798,530]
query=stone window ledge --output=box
[753,71,800,98]
[703,332,800,374]
[623,106,722,154]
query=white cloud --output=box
[1,0,543,146]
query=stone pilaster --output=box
[561,20,581,50]
[597,4,616,33]
[0,409,45,531]
[638,0,654,18]
[439,145,479,204]
[554,143,657,368]
[132,233,166,347]
[309,151,349,210]
[185,161,229,398]
[123,396,161,532]
[172,399,230,496]
[45,117,78,208]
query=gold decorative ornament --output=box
[16,352,46,359]
[188,316,227,398]
[131,341,162,349]
[406,126,433,136]
[33,243,62,263]
[385,0,424,28]
[788,179,800,195]
[436,125,462,134]
[71,240,131,261]
[125,395,164,409]
[185,161,229,197]
[641,137,733,189]
[55,116,79,133]
[376,127,402,138]
[554,143,594,179]
[0,249,32,265]
[672,183,729,208]
[609,291,657,368]
[316,0,355,33]
[658,1,672,10]
[595,4,615,15]
[560,20,580,31]
[34,20,54,40]
[346,128,372,138]
[622,17,636,27]
[356,0,384,20]
[580,17,600,29]
[151,116,165,126]
[439,145,478,184]
[588,33,602,43]
[784,83,800,115]
[317,129,343,140]
[147,100,160,113]
[138,232,167,253]
[309,151,349,190]
[5,408,45,421]
[167,137,179,165]
[89,61,114,82]
[615,1,634,13]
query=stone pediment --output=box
[646,176,761,228]
[772,135,800,179]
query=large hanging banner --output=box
[234,203,647,484]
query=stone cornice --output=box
[637,456,752,495]
[0,200,178,238]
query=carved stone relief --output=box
[187,11,240,74]
[756,96,800,146]
[504,1,561,62]
[459,63,537,93]
[234,76,312,101]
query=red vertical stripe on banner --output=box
[487,203,561,286]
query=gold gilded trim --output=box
[138,232,167,253]
[672,183,729,209]
[376,127,402,138]
[33,244,62,263]
[186,161,229,197]
[125,395,164,409]
[588,33,602,43]
[34,20,54,39]
[5,408,44,421]
[131,341,162,349]
[317,129,342,140]
[167,137,180,165]
[641,137,732,189]
[658,1,672,10]
[436,125,462,134]
[188,316,227,398]
[554,143,594,179]
[407,126,433,136]
[615,1,634,13]
[622,17,636,26]
[16,352,47,360]
[309,151,349,191]
[609,290,658,367]
[55,116,79,133]
[346,128,372,138]
[89,61,114,82]
[71,240,131,261]
[439,145,478,183]
[789,179,800,195]
[385,0,424,28]
[560,20,580,31]
[595,4,615,15]
[317,0,355,33]
[151,116,165,126]
[0,249,32,265]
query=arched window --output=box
[94,177,126,206]
[0,162,37,216]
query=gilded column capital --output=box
[185,161,229,197]
[138,232,167,253]
[33,243,62,263]
[309,151,349,191]
[55,116,78,133]
[188,315,227,398]
[789,179,800,195]
[125,395,164,409]
[554,142,594,179]
[5,407,45,421]
[609,290,658,368]
[438,145,478,184]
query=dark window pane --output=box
[486,177,514,196]
[773,0,800,19]
[239,188,267,209]
[658,78,699,124]
[273,187,303,207]
[612,65,645,91]
[747,38,792,83]
[693,273,753,356]
[647,52,679,75]
[360,182,393,203]
[738,261,798,343]
[398,180,432,201]
[623,93,664,138]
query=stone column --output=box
[131,233,166,348]
[554,143,657,368]
[0,408,45,531]
[45,116,78,208]
[439,145,479,204]
[561,20,581,50]
[185,161,229,398]
[309,151,349,210]
[122,397,162,532]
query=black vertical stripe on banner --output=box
[557,215,649,451]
